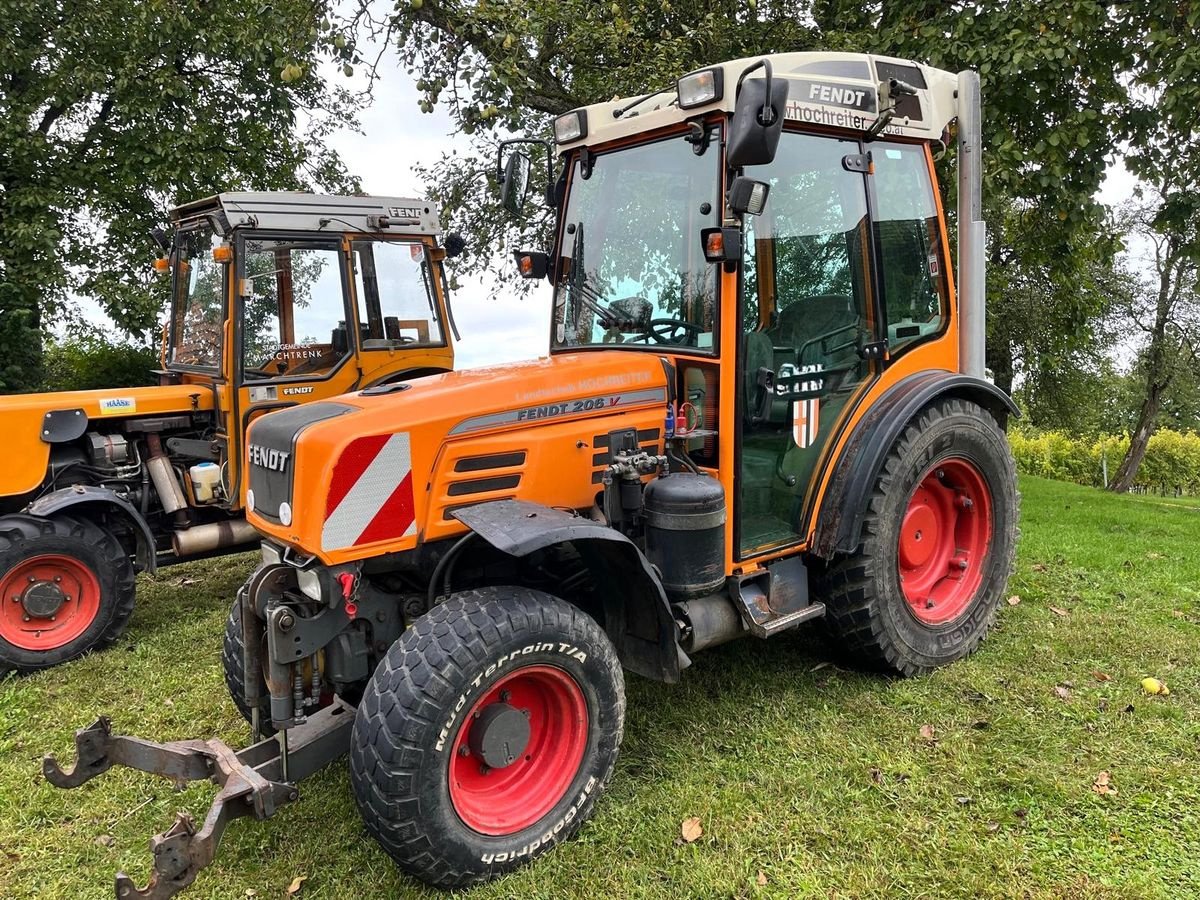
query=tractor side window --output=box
[170,226,224,369]
[240,240,350,380]
[352,241,443,347]
[873,142,948,353]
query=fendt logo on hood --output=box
[248,443,290,473]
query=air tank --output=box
[642,473,726,599]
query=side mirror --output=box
[499,152,533,216]
[727,59,789,169]
[513,249,551,280]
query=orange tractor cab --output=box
[48,54,1018,897]
[0,192,460,672]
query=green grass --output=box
[3,475,1200,899]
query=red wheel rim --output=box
[898,458,993,626]
[0,554,102,651]
[448,664,589,836]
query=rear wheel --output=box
[820,398,1018,675]
[350,586,624,889]
[0,514,135,673]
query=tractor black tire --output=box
[350,587,625,889]
[0,514,135,673]
[221,596,274,736]
[819,397,1019,676]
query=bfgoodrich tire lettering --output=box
[350,586,625,889]
[819,397,1019,675]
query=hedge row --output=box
[1009,428,1200,495]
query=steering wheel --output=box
[633,318,705,346]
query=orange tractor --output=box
[48,53,1018,898]
[0,193,460,672]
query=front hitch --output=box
[43,699,354,900]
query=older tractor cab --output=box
[48,54,1017,897]
[0,192,460,672]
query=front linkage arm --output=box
[43,700,354,900]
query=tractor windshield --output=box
[552,132,721,353]
[168,222,225,370]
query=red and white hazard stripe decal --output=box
[322,432,417,551]
[793,399,820,449]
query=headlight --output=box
[553,110,588,143]
[677,67,724,109]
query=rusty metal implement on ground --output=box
[44,700,353,899]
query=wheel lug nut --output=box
[499,690,511,702]
[53,576,62,583]
[479,764,490,775]
[458,746,470,757]
[958,559,969,570]
[936,468,945,480]
[27,576,36,583]
[22,615,30,622]
[925,599,935,609]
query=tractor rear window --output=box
[351,240,443,347]
[872,142,948,353]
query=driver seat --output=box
[771,295,855,367]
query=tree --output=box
[0,0,363,392]
[1107,196,1199,493]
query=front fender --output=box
[810,371,1018,559]
[25,486,158,573]
[451,499,686,682]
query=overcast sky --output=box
[326,59,550,370]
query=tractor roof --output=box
[556,52,962,153]
[168,192,441,237]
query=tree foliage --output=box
[0,0,363,391]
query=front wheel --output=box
[819,397,1019,676]
[350,586,624,889]
[0,514,135,673]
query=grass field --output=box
[2,475,1199,899]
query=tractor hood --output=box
[245,352,670,564]
[0,384,215,500]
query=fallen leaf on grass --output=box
[955,796,973,806]
[1049,606,1069,617]
[1092,771,1117,796]
[1054,684,1072,701]
[1006,595,1021,606]
[756,871,768,886]
[869,767,883,784]
[1031,563,1047,572]
[918,724,937,743]
[680,817,703,843]
[286,876,307,896]
[809,661,831,673]
[245,891,257,899]
[971,719,990,730]
[94,834,114,847]
[1091,671,1112,682]
[1141,677,1170,696]
[985,821,1001,834]
[1173,609,1185,619]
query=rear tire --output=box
[819,398,1018,676]
[350,586,624,889]
[0,514,135,673]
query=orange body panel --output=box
[0,384,216,499]
[249,353,669,565]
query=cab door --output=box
[735,130,881,558]
[227,234,360,507]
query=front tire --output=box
[820,398,1018,675]
[221,595,274,735]
[350,586,625,889]
[0,514,136,673]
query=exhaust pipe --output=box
[146,433,189,527]
[677,593,747,654]
[172,519,259,557]
[956,69,986,379]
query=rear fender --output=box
[451,499,686,683]
[810,371,1018,559]
[25,486,158,573]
